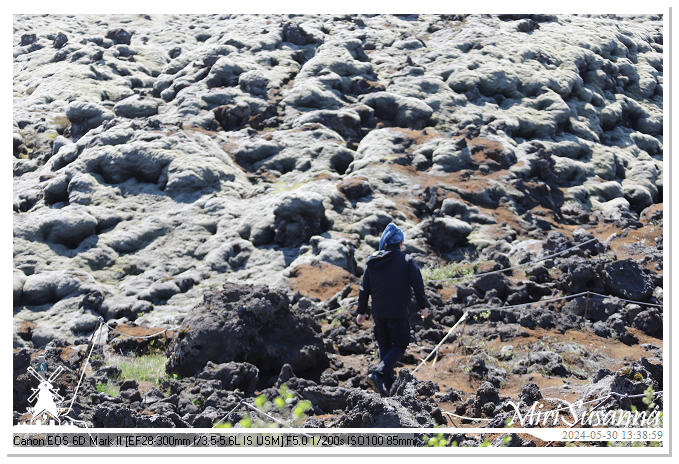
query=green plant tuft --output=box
[423,432,448,447]
[96,382,120,397]
[213,383,313,429]
[422,261,477,282]
[108,353,167,386]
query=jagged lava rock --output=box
[332,369,443,427]
[603,259,655,301]
[197,361,259,395]
[166,281,328,380]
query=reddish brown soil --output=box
[439,286,458,302]
[467,137,506,165]
[390,127,444,145]
[17,321,35,341]
[390,195,421,223]
[336,176,370,197]
[165,125,219,138]
[288,262,358,300]
[585,204,663,272]
[413,325,660,401]
[312,171,334,181]
[59,346,75,362]
[327,319,662,432]
[390,163,479,189]
[113,324,175,339]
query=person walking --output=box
[355,222,430,396]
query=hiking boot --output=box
[368,372,387,396]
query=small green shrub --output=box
[473,310,490,322]
[108,353,167,386]
[214,383,312,428]
[422,261,477,282]
[422,432,448,447]
[643,385,659,411]
[96,382,120,397]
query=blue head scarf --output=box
[379,222,404,250]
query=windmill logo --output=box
[26,364,65,425]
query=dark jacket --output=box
[356,243,428,319]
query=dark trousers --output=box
[373,316,410,389]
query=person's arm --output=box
[408,257,429,315]
[356,267,371,318]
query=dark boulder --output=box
[331,369,443,427]
[516,19,540,33]
[519,383,542,405]
[593,321,612,337]
[273,365,349,413]
[557,259,603,293]
[456,381,505,420]
[106,28,132,45]
[53,32,68,49]
[93,404,138,427]
[585,358,662,410]
[603,259,655,301]
[528,351,569,377]
[469,357,488,380]
[166,282,328,381]
[337,337,367,355]
[632,308,662,338]
[467,357,506,387]
[475,381,500,405]
[472,273,510,300]
[20,34,37,46]
[197,361,259,395]
[526,263,550,283]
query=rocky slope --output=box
[13,14,663,440]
